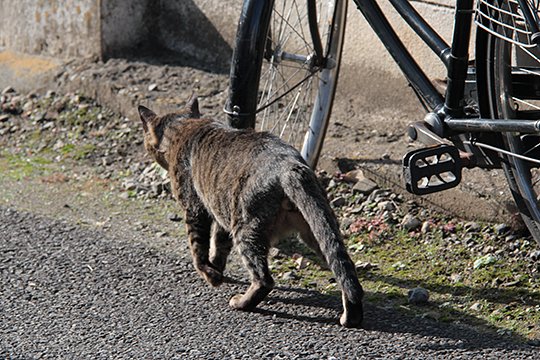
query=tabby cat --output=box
[137,97,364,327]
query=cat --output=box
[137,96,364,327]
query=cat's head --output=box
[138,95,201,169]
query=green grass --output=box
[0,151,53,180]
[269,214,539,342]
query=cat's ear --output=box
[186,94,201,118]
[138,105,157,132]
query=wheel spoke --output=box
[236,0,345,167]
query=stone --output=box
[167,213,182,222]
[352,178,378,195]
[473,254,497,269]
[408,287,429,305]
[450,273,462,283]
[495,223,510,235]
[295,256,309,270]
[421,221,431,234]
[326,179,337,190]
[377,201,396,212]
[401,214,422,231]
[464,221,481,232]
[341,169,364,183]
[355,261,379,272]
[330,196,346,208]
[1,86,15,95]
[281,271,298,281]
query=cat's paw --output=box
[339,301,364,328]
[229,294,252,310]
[200,264,223,287]
[209,257,227,273]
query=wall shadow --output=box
[108,0,233,74]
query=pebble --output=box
[330,196,346,208]
[119,192,130,200]
[352,178,378,195]
[355,261,379,272]
[340,217,354,231]
[408,287,429,305]
[495,223,510,235]
[464,221,481,232]
[281,271,298,281]
[401,214,422,231]
[326,179,337,190]
[367,189,390,203]
[269,247,282,258]
[1,86,15,94]
[530,250,540,261]
[341,169,364,183]
[295,256,309,270]
[377,201,396,212]
[123,180,138,191]
[167,213,182,222]
[421,221,431,234]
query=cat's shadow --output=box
[222,276,534,351]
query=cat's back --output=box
[189,120,307,195]
[194,120,304,164]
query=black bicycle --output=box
[225,0,540,245]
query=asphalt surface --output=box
[0,206,537,359]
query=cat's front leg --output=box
[185,209,223,287]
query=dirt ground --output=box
[42,55,516,225]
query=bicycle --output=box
[225,0,540,246]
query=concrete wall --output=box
[0,0,100,58]
[0,0,456,78]
[0,0,235,66]
[100,1,150,58]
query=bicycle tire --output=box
[226,0,347,168]
[476,8,540,244]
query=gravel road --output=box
[1,206,537,359]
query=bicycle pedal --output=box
[403,145,462,195]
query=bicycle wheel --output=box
[227,0,347,168]
[476,1,540,244]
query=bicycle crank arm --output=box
[407,121,475,167]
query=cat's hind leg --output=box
[229,226,274,311]
[185,209,223,287]
[209,222,233,273]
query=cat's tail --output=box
[281,164,364,327]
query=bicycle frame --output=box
[353,0,475,123]
[353,0,540,166]
[227,0,540,165]
[226,0,540,240]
